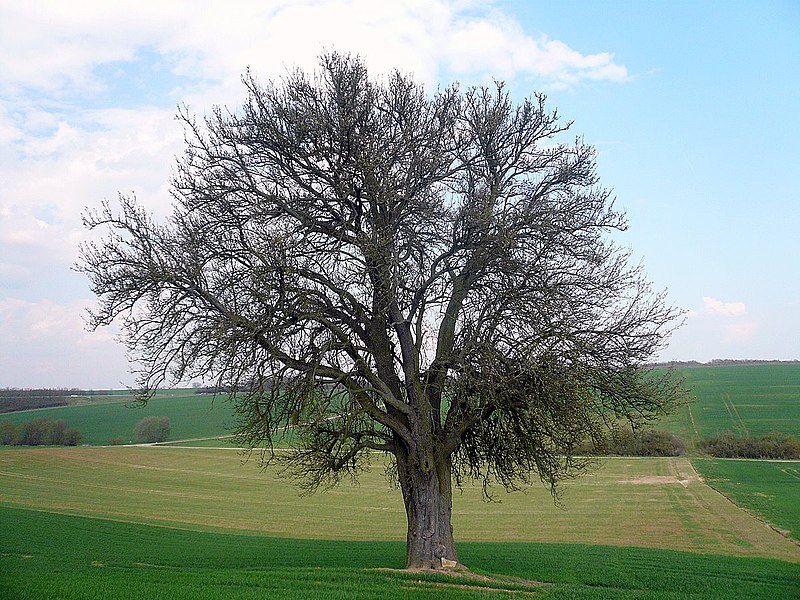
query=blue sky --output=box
[1,0,798,388]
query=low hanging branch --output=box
[79,52,684,570]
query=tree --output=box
[134,416,171,443]
[80,53,683,570]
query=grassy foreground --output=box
[2,506,799,599]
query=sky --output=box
[1,0,798,389]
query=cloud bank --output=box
[0,0,629,387]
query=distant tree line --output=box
[0,419,83,446]
[0,388,130,414]
[192,385,232,395]
[577,428,800,459]
[0,388,116,397]
[0,397,69,413]
[192,381,276,395]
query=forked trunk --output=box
[396,445,459,569]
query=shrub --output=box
[14,419,47,445]
[0,421,15,445]
[63,428,83,446]
[577,428,686,457]
[108,437,126,445]
[698,432,800,459]
[134,416,171,443]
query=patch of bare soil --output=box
[375,567,547,596]
[620,474,700,487]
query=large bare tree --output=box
[80,53,682,569]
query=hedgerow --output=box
[698,431,800,459]
[0,418,83,446]
[577,428,687,457]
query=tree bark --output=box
[395,442,459,569]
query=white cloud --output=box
[1,1,628,100]
[699,296,746,317]
[662,296,758,361]
[0,106,181,279]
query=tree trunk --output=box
[396,443,459,569]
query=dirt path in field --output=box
[618,458,701,487]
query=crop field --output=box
[4,364,796,448]
[660,364,800,441]
[653,364,800,554]
[2,365,799,597]
[2,506,799,600]
[0,391,235,445]
[693,458,800,542]
[1,446,798,564]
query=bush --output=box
[577,428,686,457]
[108,437,126,445]
[698,432,800,459]
[0,421,15,445]
[63,428,83,446]
[134,416,171,443]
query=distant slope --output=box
[0,391,235,445]
[660,364,800,441]
[5,364,800,446]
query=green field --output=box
[2,446,800,599]
[693,458,800,541]
[652,364,800,547]
[661,364,800,441]
[0,391,235,445]
[2,506,799,599]
[3,365,800,597]
[1,447,798,563]
[3,364,797,448]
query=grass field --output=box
[0,391,235,445]
[692,458,800,542]
[653,364,800,552]
[2,365,800,597]
[1,446,798,564]
[2,506,799,599]
[3,364,797,448]
[661,364,800,441]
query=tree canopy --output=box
[80,52,683,569]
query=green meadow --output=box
[2,364,800,597]
[661,364,800,441]
[2,505,799,600]
[0,391,235,445]
[653,364,800,545]
[692,458,800,541]
[1,448,799,599]
[3,364,797,448]
[4,447,797,561]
